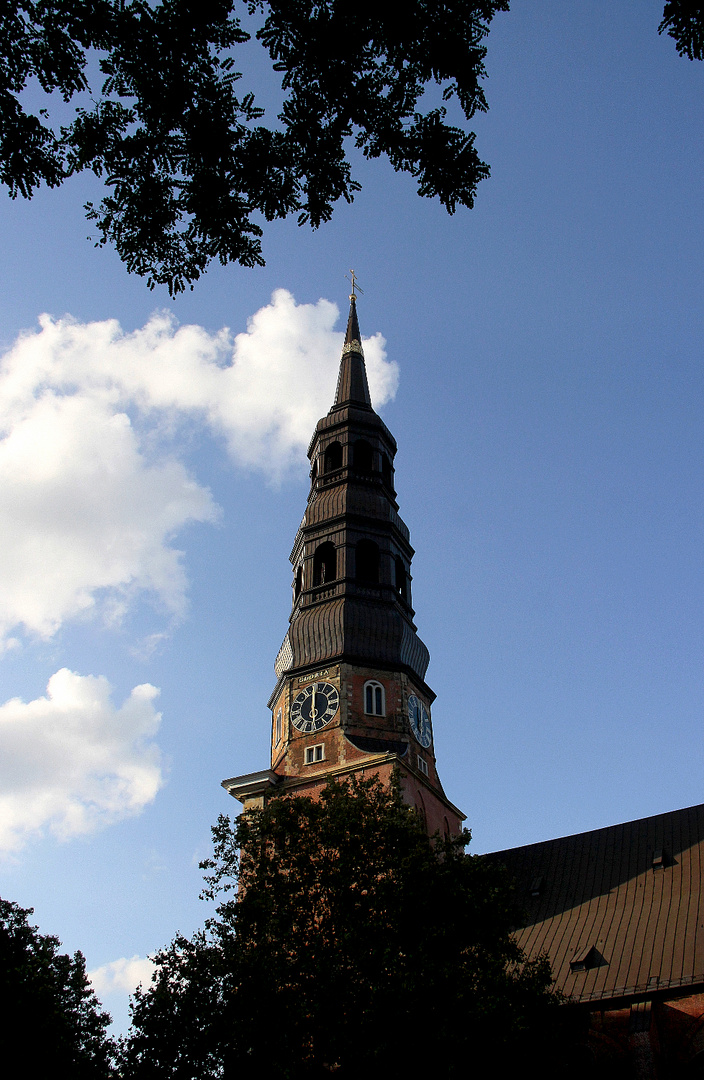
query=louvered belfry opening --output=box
[353,438,374,475]
[313,542,336,586]
[395,557,408,601]
[324,441,343,473]
[355,539,379,584]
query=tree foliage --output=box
[4,4,703,293]
[121,776,561,1079]
[2,0,508,293]
[0,897,115,1077]
[659,1,704,60]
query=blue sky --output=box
[1,1,703,1033]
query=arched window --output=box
[364,680,385,716]
[353,439,373,475]
[355,539,379,584]
[324,442,343,473]
[310,458,318,484]
[294,564,303,600]
[275,708,282,745]
[313,542,336,586]
[381,452,393,489]
[395,557,407,601]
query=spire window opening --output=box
[355,540,379,584]
[294,565,303,600]
[310,458,318,485]
[275,708,282,745]
[313,542,337,586]
[381,452,393,489]
[395,557,408,602]
[364,681,385,717]
[353,439,373,475]
[324,442,343,473]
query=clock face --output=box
[408,695,432,748]
[291,682,339,734]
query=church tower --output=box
[223,293,464,835]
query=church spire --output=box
[332,293,372,410]
[222,281,464,837]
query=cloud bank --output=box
[0,669,163,855]
[0,289,398,646]
[89,955,155,997]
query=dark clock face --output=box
[408,695,432,748]
[291,682,339,733]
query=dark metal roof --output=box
[286,596,430,681]
[490,803,704,1004]
[332,295,372,409]
[346,734,409,756]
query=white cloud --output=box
[0,392,217,642]
[89,955,155,996]
[0,289,397,646]
[0,669,164,855]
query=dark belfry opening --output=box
[353,439,373,475]
[395,557,408,601]
[381,452,393,489]
[294,565,303,599]
[324,442,343,472]
[355,539,379,584]
[313,542,336,586]
[310,458,317,485]
[393,557,410,600]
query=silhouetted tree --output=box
[121,775,561,1079]
[0,897,115,1077]
[4,4,702,293]
[660,1,704,60]
[2,0,508,293]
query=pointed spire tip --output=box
[343,292,363,356]
[333,287,371,409]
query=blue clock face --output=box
[408,695,432,748]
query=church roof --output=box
[490,802,704,1005]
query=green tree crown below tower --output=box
[121,774,563,1078]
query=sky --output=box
[1,0,703,1035]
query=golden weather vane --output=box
[345,269,364,300]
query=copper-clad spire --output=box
[333,292,372,409]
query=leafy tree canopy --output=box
[0,896,115,1077]
[121,775,562,1079]
[660,1,704,60]
[2,0,508,293]
[4,4,702,294]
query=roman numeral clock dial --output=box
[408,695,432,748]
[290,682,339,734]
